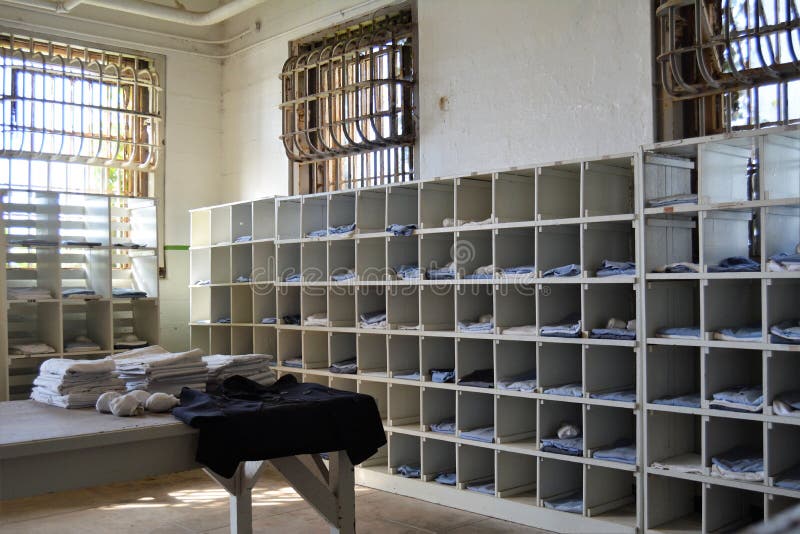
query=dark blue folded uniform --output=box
[174,374,387,477]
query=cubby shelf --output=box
[1,190,160,401]
[188,127,800,533]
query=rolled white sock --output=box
[145,392,179,413]
[606,318,627,329]
[109,393,144,417]
[96,391,121,413]
[557,422,581,439]
[128,390,151,404]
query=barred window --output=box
[655,0,800,140]
[281,10,415,193]
[0,32,162,197]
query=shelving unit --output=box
[1,190,160,401]
[187,126,800,532]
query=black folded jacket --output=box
[174,374,386,477]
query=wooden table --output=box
[0,400,355,534]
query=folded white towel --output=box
[39,357,116,377]
[9,342,56,355]
[111,346,203,370]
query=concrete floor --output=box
[0,466,552,533]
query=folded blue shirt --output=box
[593,438,636,464]
[112,287,147,298]
[501,264,536,276]
[235,275,251,283]
[541,436,583,456]
[216,317,231,324]
[282,358,303,368]
[652,392,701,408]
[395,263,421,279]
[306,228,328,238]
[771,320,800,344]
[542,263,580,278]
[466,480,495,495]
[664,263,699,273]
[770,252,800,265]
[596,259,636,277]
[715,326,762,340]
[710,385,762,411]
[386,223,416,236]
[461,426,494,443]
[428,267,456,280]
[544,382,583,397]
[430,417,456,434]
[396,464,420,478]
[434,471,457,485]
[775,464,800,490]
[233,235,252,243]
[430,368,455,383]
[260,317,277,324]
[285,273,302,282]
[458,320,494,333]
[708,256,759,273]
[497,370,537,392]
[543,490,582,514]
[329,222,356,235]
[540,313,581,338]
[465,272,494,279]
[589,327,635,340]
[394,370,421,380]
[590,388,636,403]
[330,270,356,281]
[711,446,763,473]
[656,326,701,339]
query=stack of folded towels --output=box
[110,345,208,395]
[203,353,276,389]
[31,357,125,408]
[7,286,52,301]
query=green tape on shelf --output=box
[164,245,190,251]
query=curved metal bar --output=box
[693,0,723,88]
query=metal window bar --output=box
[656,0,800,137]
[281,11,415,192]
[0,33,162,197]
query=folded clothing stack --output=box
[541,422,583,456]
[114,333,148,349]
[63,240,102,247]
[386,223,416,236]
[543,490,583,514]
[394,263,422,280]
[396,464,420,478]
[712,326,762,342]
[64,335,101,353]
[260,317,277,324]
[656,326,701,339]
[112,287,147,298]
[497,370,537,392]
[500,264,536,277]
[589,387,636,403]
[282,314,301,325]
[9,341,56,356]
[434,471,457,485]
[110,345,208,395]
[330,358,357,374]
[329,222,356,237]
[7,286,52,301]
[542,263,580,278]
[31,357,125,408]
[234,235,252,243]
[775,464,800,490]
[708,256,759,273]
[215,317,231,324]
[709,385,763,413]
[773,390,800,416]
[330,269,356,281]
[460,426,494,443]
[203,353,276,388]
[430,417,456,434]
[430,368,455,383]
[9,237,58,246]
[62,287,100,300]
[457,368,493,388]
[234,275,251,283]
[590,318,636,340]
[394,369,420,380]
[768,252,800,272]
[428,261,456,280]
[652,392,701,408]
[647,193,698,208]
[596,259,636,277]
[770,320,800,344]
[305,312,328,326]
[710,446,764,481]
[458,314,494,333]
[466,479,495,495]
[544,382,582,397]
[465,264,495,279]
[593,438,636,464]
[285,273,302,282]
[282,357,303,368]
[653,262,700,274]
[650,452,703,474]
[540,313,581,338]
[360,310,387,329]
[500,324,537,336]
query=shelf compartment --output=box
[703,279,762,340]
[767,423,800,486]
[329,285,356,327]
[357,189,387,234]
[253,326,277,357]
[330,377,357,393]
[704,348,762,411]
[190,248,210,286]
[538,283,579,332]
[766,279,800,340]
[231,245,252,283]
[356,237,386,282]
[276,198,302,240]
[584,466,636,520]
[495,169,535,224]
[583,284,636,334]
[767,494,800,519]
[456,174,493,225]
[301,286,327,327]
[704,484,764,533]
[190,286,211,324]
[763,206,800,264]
[359,381,388,422]
[422,438,456,483]
[646,412,701,470]
[210,286,231,324]
[231,202,252,243]
[209,322,231,354]
[210,246,231,284]
[276,286,300,323]
[387,286,419,329]
[60,248,111,298]
[210,206,231,245]
[387,235,418,278]
[583,221,636,277]
[495,228,535,276]
[642,150,695,210]
[584,345,635,399]
[495,340,536,388]
[5,246,60,300]
[231,326,254,354]
[700,209,757,270]
[230,285,253,324]
[388,383,420,427]
[357,286,386,327]
[538,344,581,395]
[420,337,455,380]
[457,390,494,439]
[111,196,156,249]
[420,286,454,331]
[330,332,356,370]
[419,180,454,230]
[456,339,493,386]
[59,193,111,247]
[303,331,330,369]
[537,225,580,276]
[698,136,756,205]
[496,396,537,446]
[538,400,583,453]
[419,233,454,277]
[645,281,700,339]
[329,191,355,230]
[277,329,302,367]
[112,299,158,348]
[301,195,327,237]
[767,351,800,413]
[389,433,420,476]
[329,239,355,281]
[62,299,111,352]
[277,242,301,282]
[537,458,582,512]
[111,250,158,299]
[762,132,800,201]
[252,198,276,241]
[388,335,419,380]
[537,163,581,221]
[704,417,763,477]
[190,324,210,354]
[582,158,635,218]
[496,451,537,501]
[8,358,45,400]
[386,183,418,231]
[456,285,493,332]
[7,301,62,354]
[644,214,698,273]
[645,346,700,404]
[457,444,495,492]
[645,475,701,533]
[301,241,327,282]
[584,405,635,461]
[455,230,492,279]
[190,208,211,247]
[253,285,276,324]
[422,387,455,432]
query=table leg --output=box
[328,451,355,534]
[203,461,266,534]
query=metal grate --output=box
[656,0,800,138]
[281,10,415,192]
